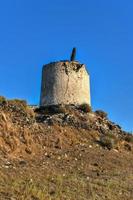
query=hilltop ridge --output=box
[0,96,133,200]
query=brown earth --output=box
[0,97,132,200]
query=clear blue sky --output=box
[0,0,132,132]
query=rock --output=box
[25,147,32,154]
[19,160,27,166]
[49,186,56,195]
[124,143,132,151]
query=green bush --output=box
[79,103,92,113]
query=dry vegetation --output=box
[0,97,132,200]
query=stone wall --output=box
[40,61,91,106]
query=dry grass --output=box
[0,168,132,200]
[0,97,132,199]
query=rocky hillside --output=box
[0,96,132,200]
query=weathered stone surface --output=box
[40,61,91,106]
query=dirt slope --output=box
[0,97,132,200]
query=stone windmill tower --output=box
[40,48,91,106]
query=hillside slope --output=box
[0,97,132,200]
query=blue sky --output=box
[0,0,132,132]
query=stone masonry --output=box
[40,61,91,106]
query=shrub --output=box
[79,103,92,113]
[0,96,6,104]
[124,134,133,143]
[99,133,118,150]
[95,110,107,118]
[39,105,67,114]
[50,105,67,114]
[8,99,27,108]
[100,136,115,150]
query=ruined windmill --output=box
[40,48,91,106]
